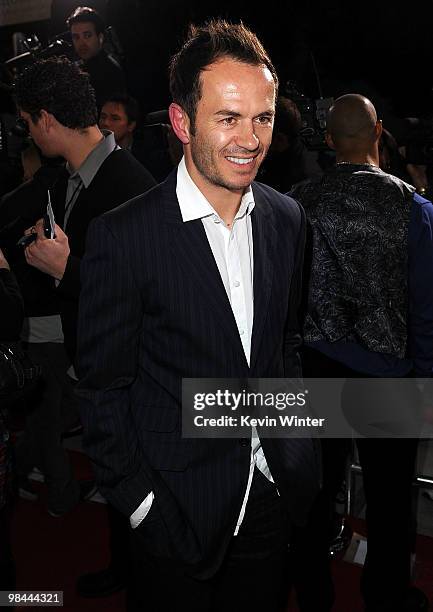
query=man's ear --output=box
[325,132,335,150]
[38,109,54,133]
[168,103,191,145]
[375,119,383,141]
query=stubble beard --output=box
[190,133,262,193]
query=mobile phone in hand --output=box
[44,190,56,239]
[17,190,56,247]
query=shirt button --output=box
[214,217,220,223]
[233,280,240,287]
[239,329,244,335]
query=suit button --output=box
[239,438,249,447]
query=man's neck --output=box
[119,133,133,149]
[63,126,104,171]
[335,150,379,167]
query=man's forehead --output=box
[103,102,124,112]
[201,60,275,94]
[71,22,96,35]
[199,60,276,110]
[102,102,127,116]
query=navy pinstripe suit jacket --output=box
[77,169,321,576]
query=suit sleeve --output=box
[283,200,306,378]
[76,215,152,517]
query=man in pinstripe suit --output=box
[77,20,320,612]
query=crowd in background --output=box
[0,6,432,612]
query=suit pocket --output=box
[136,405,189,471]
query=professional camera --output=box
[284,81,333,151]
[4,33,72,75]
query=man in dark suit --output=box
[12,56,155,592]
[14,56,155,367]
[77,20,320,612]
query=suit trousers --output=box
[292,347,418,611]
[14,342,80,513]
[127,467,290,612]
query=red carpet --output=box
[10,450,433,611]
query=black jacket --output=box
[53,148,156,363]
[77,171,321,577]
[0,149,156,363]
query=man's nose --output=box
[235,122,259,151]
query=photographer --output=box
[99,94,177,181]
[259,95,323,192]
[67,6,126,109]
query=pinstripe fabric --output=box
[76,170,321,577]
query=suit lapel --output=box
[250,185,276,371]
[163,176,248,363]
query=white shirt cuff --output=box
[130,491,154,529]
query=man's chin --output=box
[217,179,256,194]
[226,171,259,191]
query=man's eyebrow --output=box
[214,109,275,117]
[214,110,242,117]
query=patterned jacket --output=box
[291,164,415,358]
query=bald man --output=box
[290,95,432,612]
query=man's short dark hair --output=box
[101,93,140,124]
[66,6,105,35]
[169,19,278,133]
[14,56,98,129]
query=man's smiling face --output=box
[186,58,276,197]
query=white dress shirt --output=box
[130,157,274,531]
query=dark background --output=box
[1,0,432,120]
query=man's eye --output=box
[256,115,272,125]
[222,117,236,126]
